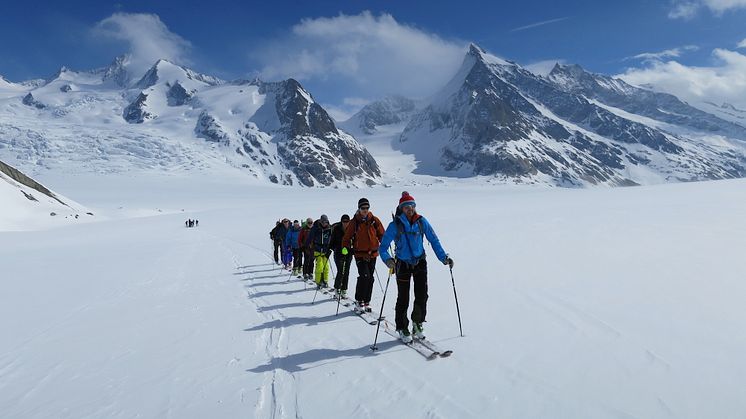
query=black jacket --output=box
[329,222,348,252]
[307,220,332,253]
[271,223,288,243]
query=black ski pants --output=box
[292,248,303,270]
[354,258,376,304]
[302,247,314,277]
[394,259,428,331]
[333,251,353,291]
[273,239,282,263]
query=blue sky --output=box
[2,0,746,117]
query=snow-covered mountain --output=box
[338,95,418,136]
[350,44,746,186]
[0,58,380,187]
[0,160,91,230]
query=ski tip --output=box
[439,350,454,357]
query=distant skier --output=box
[185,220,189,228]
[285,220,301,273]
[299,218,314,280]
[342,198,385,312]
[195,220,199,227]
[307,214,333,289]
[330,214,352,299]
[379,192,453,343]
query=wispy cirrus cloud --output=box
[509,17,570,32]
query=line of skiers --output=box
[269,192,454,343]
[185,219,199,228]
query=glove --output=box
[385,258,396,270]
[325,250,332,258]
[443,257,454,268]
[341,247,349,256]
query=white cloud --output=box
[524,59,565,76]
[627,45,699,62]
[669,0,746,19]
[95,13,192,78]
[256,12,466,100]
[668,2,701,19]
[618,47,746,109]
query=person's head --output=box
[398,191,416,217]
[306,217,313,226]
[320,214,329,227]
[282,218,290,226]
[358,197,370,216]
[341,214,350,227]
[293,220,299,228]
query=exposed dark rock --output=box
[166,82,193,106]
[0,160,68,206]
[194,111,229,145]
[22,93,45,109]
[123,93,155,123]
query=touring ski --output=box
[380,320,440,360]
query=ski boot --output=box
[412,323,425,339]
[397,329,413,344]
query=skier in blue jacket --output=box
[285,220,303,276]
[379,191,454,343]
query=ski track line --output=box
[208,232,476,418]
[215,235,300,419]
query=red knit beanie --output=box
[399,191,416,208]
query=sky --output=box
[1,0,746,119]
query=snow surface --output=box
[0,167,91,231]
[2,174,746,418]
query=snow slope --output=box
[0,161,91,231]
[1,177,746,418]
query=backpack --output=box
[393,213,426,265]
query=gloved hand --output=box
[341,247,349,256]
[443,257,454,268]
[325,250,332,258]
[385,258,396,270]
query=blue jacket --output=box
[285,226,301,249]
[379,213,447,265]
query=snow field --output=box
[1,178,746,418]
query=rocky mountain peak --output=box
[101,54,131,88]
[134,59,223,90]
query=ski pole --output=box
[335,255,345,316]
[449,266,463,337]
[371,261,394,351]
[373,268,385,294]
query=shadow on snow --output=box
[247,340,401,373]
